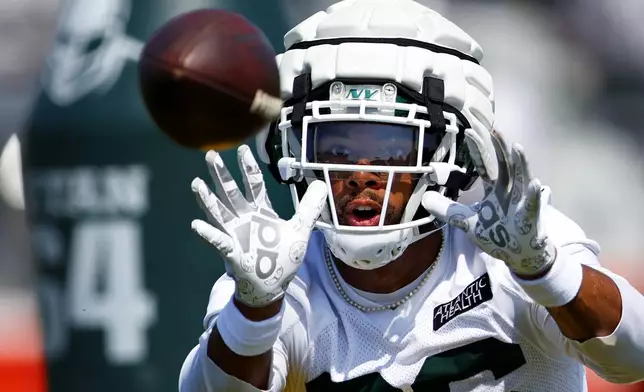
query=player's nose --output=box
[345,159,384,190]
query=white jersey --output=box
[179,206,644,392]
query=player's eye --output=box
[382,147,407,161]
[316,144,352,164]
[330,145,350,157]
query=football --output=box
[139,9,282,151]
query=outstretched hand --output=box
[191,145,328,307]
[422,131,556,277]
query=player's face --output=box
[308,122,421,226]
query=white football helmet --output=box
[257,0,497,270]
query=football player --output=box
[178,1,644,391]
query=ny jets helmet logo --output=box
[42,0,143,106]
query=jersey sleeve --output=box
[178,273,311,392]
[524,203,644,384]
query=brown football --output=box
[139,9,282,151]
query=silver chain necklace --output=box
[324,232,445,312]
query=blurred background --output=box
[0,0,643,391]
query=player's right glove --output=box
[190,145,328,307]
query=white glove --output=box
[191,145,328,307]
[422,131,556,277]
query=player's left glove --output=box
[422,130,556,277]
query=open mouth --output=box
[346,199,382,226]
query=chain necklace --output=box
[324,232,445,312]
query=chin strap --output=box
[413,220,447,244]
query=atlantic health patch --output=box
[433,273,493,331]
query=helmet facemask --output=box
[264,75,478,270]
[258,0,495,270]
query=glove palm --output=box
[191,145,327,307]
[422,131,555,276]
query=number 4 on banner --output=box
[67,220,157,365]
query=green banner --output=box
[22,1,292,391]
